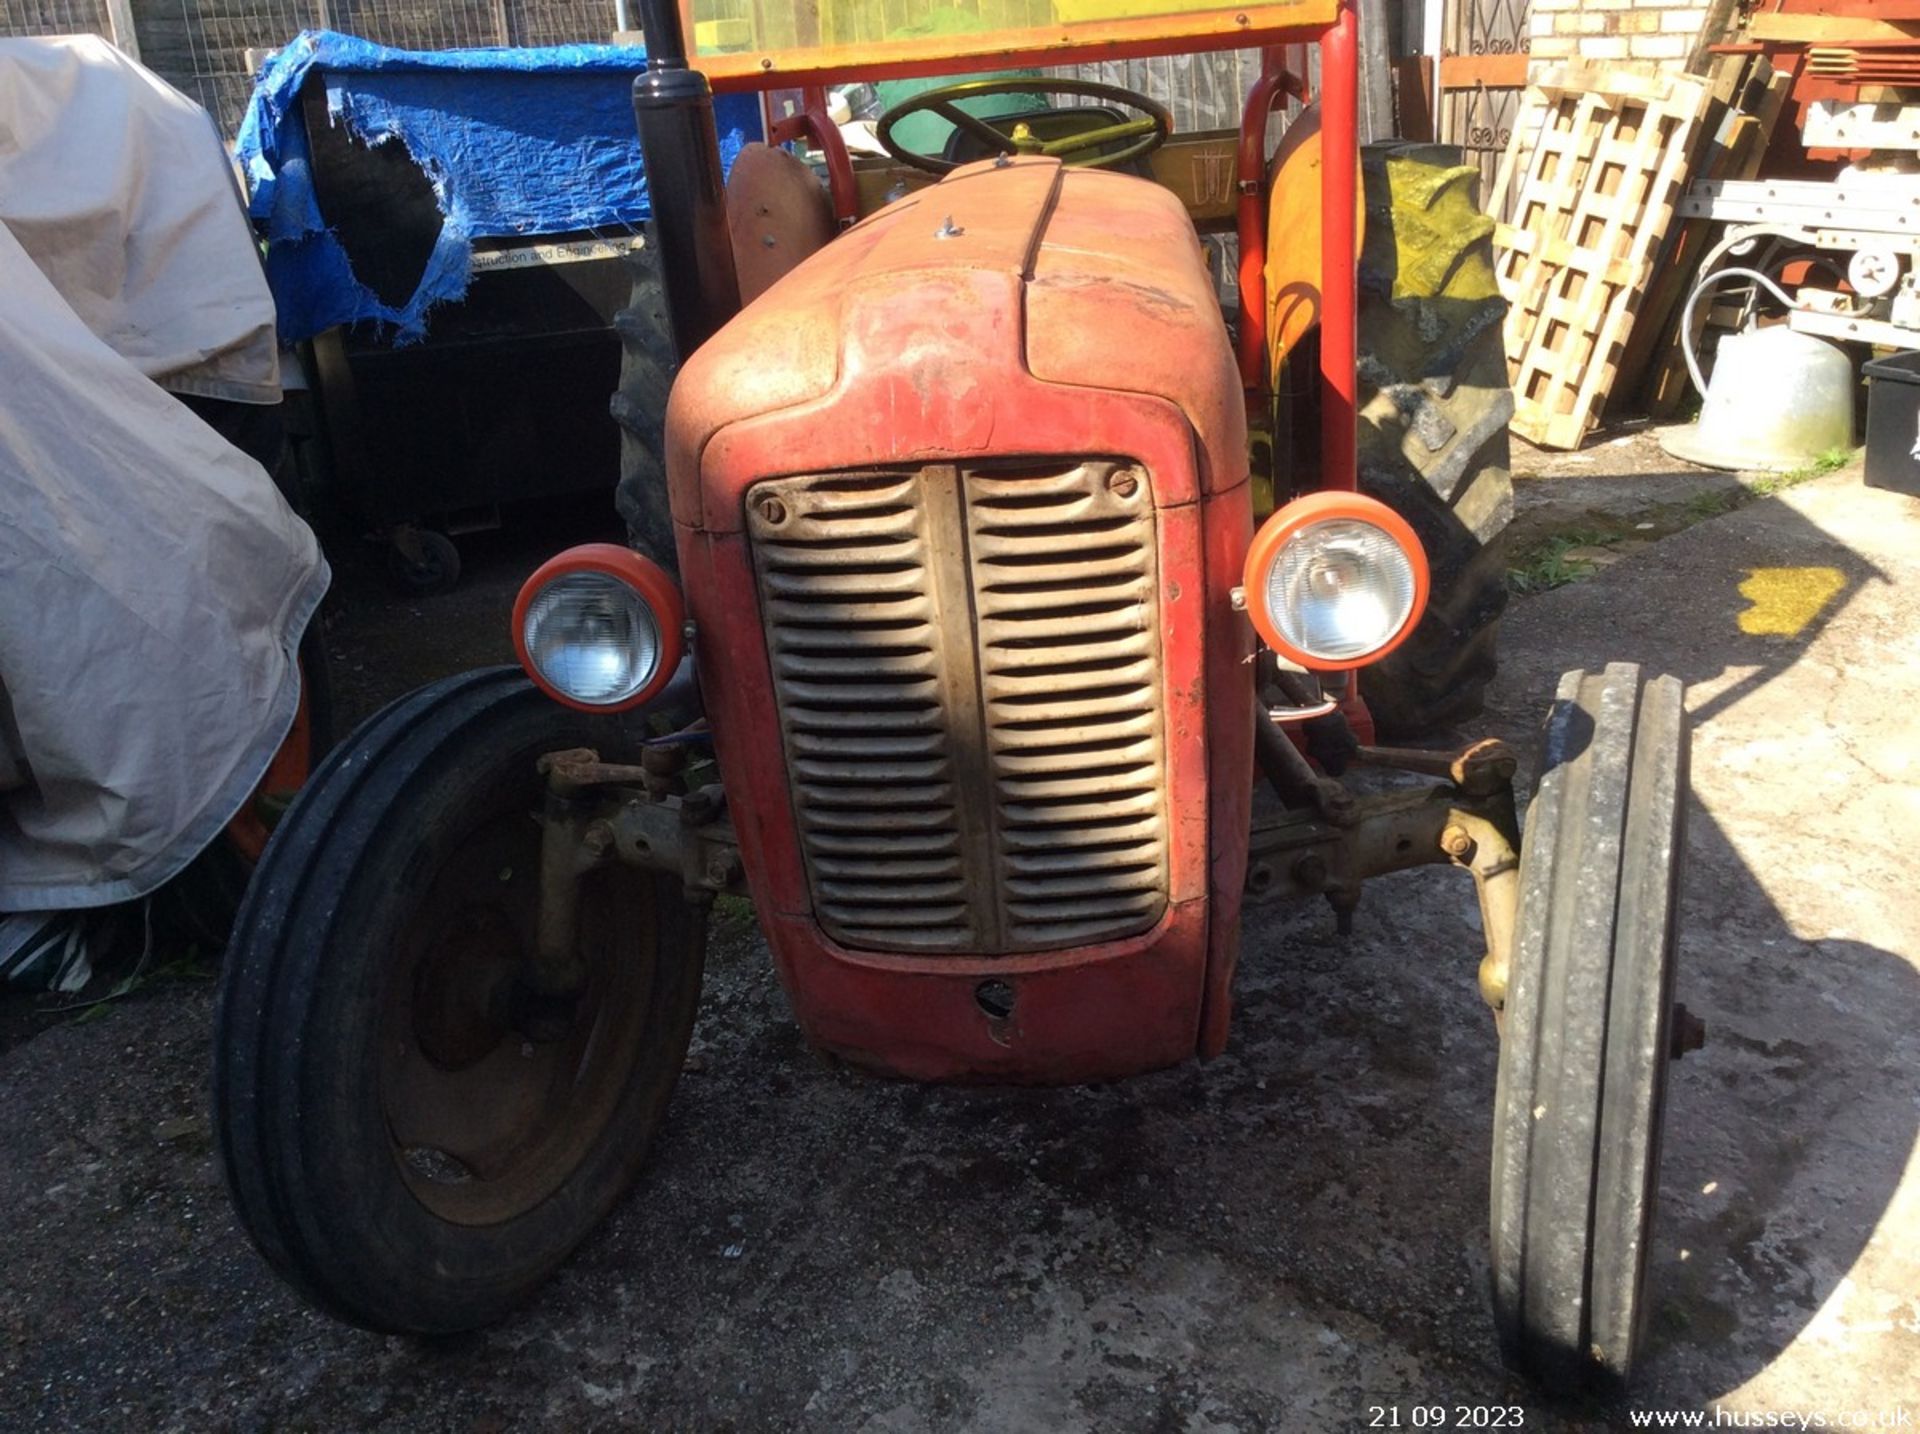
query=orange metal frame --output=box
[617,2,1367,1075]
[766,84,861,223]
[1315,3,1359,494]
[694,1,1341,91]
[1235,45,1308,417]
[693,0,1362,499]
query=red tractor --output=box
[214,0,1692,1391]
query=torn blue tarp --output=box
[234,31,762,344]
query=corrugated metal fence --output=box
[1058,50,1266,135]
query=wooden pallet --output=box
[1489,64,1715,450]
[1635,59,1795,418]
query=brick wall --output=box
[1528,0,1713,68]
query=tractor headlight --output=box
[1243,493,1429,670]
[513,544,684,711]
[525,575,659,702]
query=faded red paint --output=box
[667,157,1254,1082]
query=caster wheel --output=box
[385,529,461,596]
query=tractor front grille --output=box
[746,459,1169,955]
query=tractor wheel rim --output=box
[378,806,654,1227]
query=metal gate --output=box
[1439,0,1530,216]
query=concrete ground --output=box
[1510,428,1747,534]
[2,455,1916,1431]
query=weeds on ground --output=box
[1681,446,1854,522]
[1507,528,1619,595]
[1750,445,1853,494]
[1507,446,1858,596]
[63,951,213,1024]
[709,892,758,941]
[46,900,216,1024]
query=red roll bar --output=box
[1317,0,1360,493]
[1234,2,1360,494]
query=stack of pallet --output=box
[1488,54,1793,448]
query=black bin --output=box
[1863,350,1920,496]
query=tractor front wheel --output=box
[214,667,706,1334]
[1490,663,1690,1388]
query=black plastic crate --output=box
[1863,350,1920,497]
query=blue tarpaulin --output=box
[234,31,762,345]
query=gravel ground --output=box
[2,457,1915,1432]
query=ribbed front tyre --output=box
[213,667,706,1334]
[1491,664,1690,1389]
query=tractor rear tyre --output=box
[214,667,707,1334]
[1356,143,1515,737]
[610,241,680,572]
[1491,664,1690,1389]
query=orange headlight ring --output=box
[1241,490,1430,671]
[513,543,686,713]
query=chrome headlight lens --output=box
[1264,517,1418,663]
[522,573,662,705]
[1243,493,1429,670]
[513,544,684,712]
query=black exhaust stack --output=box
[631,0,742,361]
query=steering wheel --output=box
[875,77,1173,176]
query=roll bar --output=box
[630,0,1363,495]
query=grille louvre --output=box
[967,467,1168,949]
[748,460,1169,955]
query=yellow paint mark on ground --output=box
[1736,566,1846,637]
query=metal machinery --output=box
[1681,151,1920,354]
[214,0,1696,1392]
[1680,24,1920,392]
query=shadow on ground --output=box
[1484,469,1920,1419]
[1,473,1915,1430]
